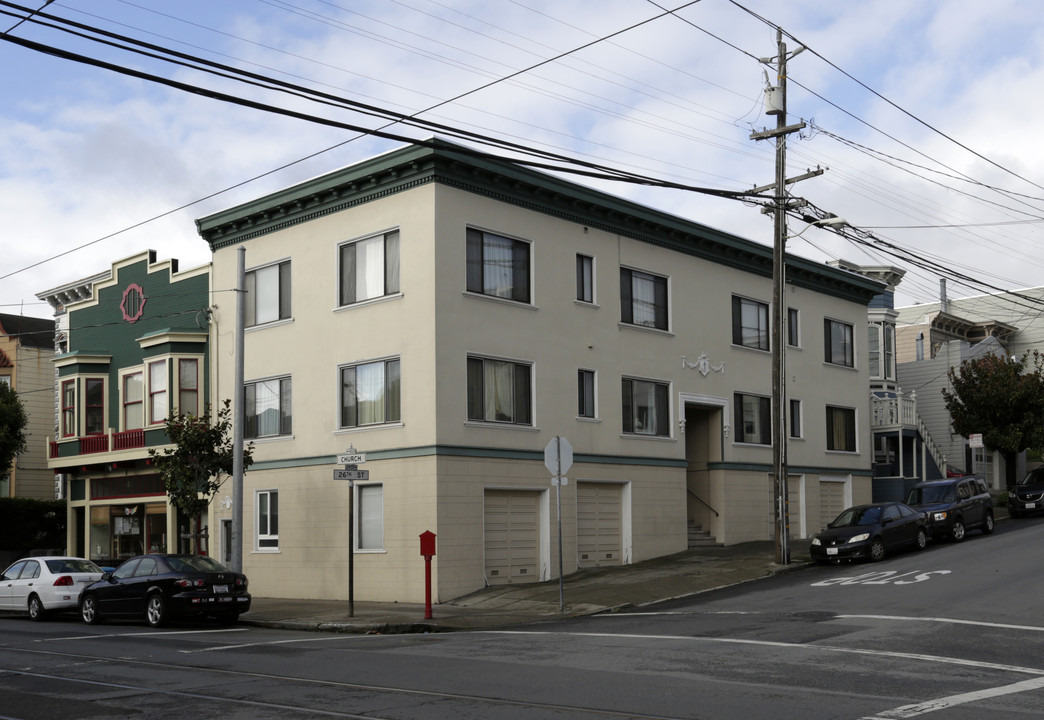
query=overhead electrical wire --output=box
[1,0,1038,309]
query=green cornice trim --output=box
[709,461,872,477]
[196,140,884,304]
[247,444,688,471]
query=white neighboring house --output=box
[895,282,1036,490]
[196,140,885,603]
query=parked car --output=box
[1010,467,1044,517]
[0,556,104,620]
[79,554,250,628]
[907,475,994,541]
[810,502,928,563]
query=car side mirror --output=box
[101,572,113,581]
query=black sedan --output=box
[810,502,928,563]
[1009,467,1044,517]
[79,554,250,628]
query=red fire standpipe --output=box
[419,531,436,620]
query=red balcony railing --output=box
[79,434,110,454]
[113,429,145,451]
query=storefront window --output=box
[87,501,168,564]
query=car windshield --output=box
[832,506,882,527]
[165,555,230,573]
[1018,468,1044,486]
[908,486,954,504]
[46,558,102,574]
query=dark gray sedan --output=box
[810,502,928,563]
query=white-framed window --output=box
[61,379,76,437]
[147,359,167,425]
[467,356,532,425]
[340,358,401,428]
[121,370,144,430]
[178,358,199,417]
[620,267,668,330]
[824,319,855,367]
[868,322,896,380]
[622,377,670,437]
[246,260,291,327]
[787,307,800,347]
[732,296,769,351]
[256,489,279,550]
[789,398,802,439]
[0,376,9,386]
[826,405,857,452]
[466,228,531,303]
[245,376,292,439]
[578,369,596,419]
[576,254,594,303]
[735,392,770,445]
[85,377,105,435]
[356,483,384,551]
[339,230,400,306]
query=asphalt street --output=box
[1,517,1041,719]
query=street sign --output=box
[338,453,366,465]
[544,436,573,476]
[969,433,983,449]
[333,469,370,481]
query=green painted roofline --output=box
[196,139,884,303]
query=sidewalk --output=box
[239,539,813,634]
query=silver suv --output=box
[907,476,994,541]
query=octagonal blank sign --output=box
[544,436,573,477]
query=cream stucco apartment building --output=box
[196,140,884,603]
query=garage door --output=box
[577,482,622,567]
[484,490,539,585]
[820,481,846,531]
[787,479,803,539]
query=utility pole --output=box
[750,29,808,565]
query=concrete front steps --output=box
[688,520,723,549]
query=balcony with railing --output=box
[49,427,149,460]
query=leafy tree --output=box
[942,350,1044,489]
[149,401,253,553]
[0,382,29,486]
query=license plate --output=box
[1027,503,1037,509]
[213,585,228,594]
[827,548,838,556]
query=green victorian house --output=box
[44,250,212,566]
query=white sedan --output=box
[0,556,104,620]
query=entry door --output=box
[577,482,622,566]
[484,490,539,584]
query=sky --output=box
[3,0,1044,319]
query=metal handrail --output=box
[687,488,719,517]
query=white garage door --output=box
[820,481,847,531]
[484,490,539,585]
[577,482,622,567]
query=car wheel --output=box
[915,528,927,551]
[869,538,885,562]
[215,611,240,625]
[983,512,995,535]
[146,594,167,628]
[28,594,47,621]
[1010,507,1021,518]
[81,594,102,625]
[951,519,966,542]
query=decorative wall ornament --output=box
[682,353,725,376]
[120,283,147,323]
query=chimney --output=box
[940,278,949,314]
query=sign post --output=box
[419,531,436,620]
[544,436,573,613]
[334,446,366,617]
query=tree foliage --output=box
[148,400,253,550]
[942,351,1044,488]
[0,382,29,483]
